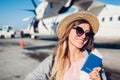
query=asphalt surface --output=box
[0,38,120,80]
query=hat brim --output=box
[56,11,99,39]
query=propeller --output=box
[21,0,49,30]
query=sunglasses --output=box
[73,26,94,38]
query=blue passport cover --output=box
[81,52,102,73]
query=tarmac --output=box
[0,38,120,80]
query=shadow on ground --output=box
[0,41,19,47]
[94,43,120,49]
[24,44,56,50]
[37,37,58,41]
[23,51,49,62]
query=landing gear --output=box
[0,35,5,39]
[20,31,31,38]
[31,35,37,39]
[20,31,24,38]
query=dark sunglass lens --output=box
[76,27,84,36]
[85,33,90,38]
[85,32,93,38]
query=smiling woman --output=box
[25,11,107,80]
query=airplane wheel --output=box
[31,35,37,39]
[20,31,24,38]
[11,35,15,38]
[1,35,5,39]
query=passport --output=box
[81,49,102,73]
[80,49,102,80]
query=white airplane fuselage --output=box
[29,4,120,45]
[94,5,120,44]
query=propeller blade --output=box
[31,0,37,8]
[19,9,36,15]
[22,16,33,22]
[24,9,35,12]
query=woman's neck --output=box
[68,44,85,62]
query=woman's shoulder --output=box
[33,54,55,73]
[25,54,55,80]
[41,54,55,64]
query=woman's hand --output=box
[89,67,101,80]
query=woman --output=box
[25,11,107,80]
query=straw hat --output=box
[56,11,99,39]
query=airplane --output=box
[21,0,120,45]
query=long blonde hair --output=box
[50,19,94,80]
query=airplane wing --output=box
[87,1,106,16]
[35,0,69,19]
[73,0,94,10]
[35,0,106,19]
[73,0,106,16]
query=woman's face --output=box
[68,23,90,49]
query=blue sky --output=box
[0,0,120,30]
[0,0,39,30]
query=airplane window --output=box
[102,17,105,22]
[110,17,112,21]
[118,16,120,21]
[50,2,53,8]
